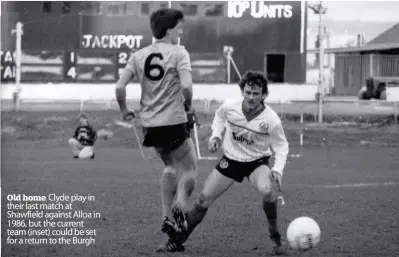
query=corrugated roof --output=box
[367,22,399,45]
[307,22,399,54]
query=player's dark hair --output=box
[239,71,269,95]
[150,8,185,39]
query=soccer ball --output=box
[286,216,321,251]
[78,147,94,159]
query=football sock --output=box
[263,197,279,236]
[182,203,208,242]
[176,171,196,209]
[161,172,177,218]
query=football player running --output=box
[166,71,289,255]
[115,8,197,252]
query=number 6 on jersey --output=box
[144,53,165,81]
[116,41,192,130]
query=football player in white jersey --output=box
[167,71,289,254]
[115,8,197,252]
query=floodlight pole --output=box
[11,22,23,112]
[227,52,231,83]
[318,11,324,123]
[309,1,327,123]
[224,46,236,83]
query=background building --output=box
[321,22,399,95]
[1,1,308,84]
[308,23,399,96]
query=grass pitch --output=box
[1,103,399,257]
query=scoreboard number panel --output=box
[63,51,125,82]
[64,51,77,81]
[116,51,134,80]
[118,52,130,65]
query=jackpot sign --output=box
[82,34,144,49]
[228,1,294,18]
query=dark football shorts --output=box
[142,123,190,151]
[215,155,271,183]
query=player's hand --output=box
[121,108,135,121]
[208,137,221,153]
[271,170,283,192]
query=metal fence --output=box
[3,98,398,151]
[2,98,398,126]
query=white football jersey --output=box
[210,99,289,176]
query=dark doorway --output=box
[265,54,285,83]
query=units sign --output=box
[228,1,293,18]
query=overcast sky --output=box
[308,1,399,22]
[1,1,398,22]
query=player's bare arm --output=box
[178,62,193,110]
[115,67,135,120]
[269,122,289,191]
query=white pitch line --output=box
[317,182,399,189]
